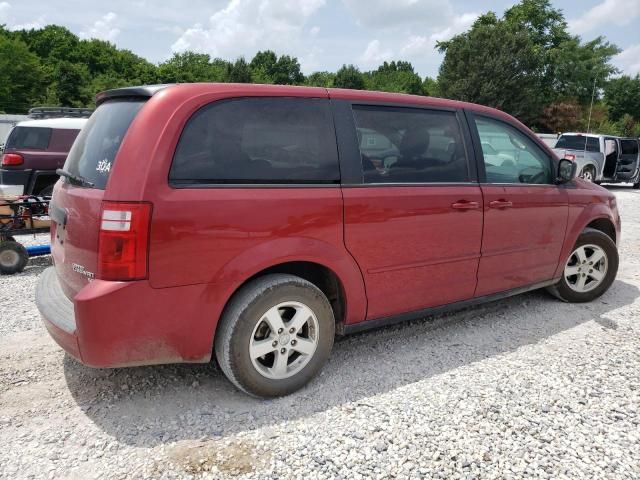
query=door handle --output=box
[489,199,513,209]
[451,201,480,210]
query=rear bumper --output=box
[36,267,216,368]
[0,168,30,195]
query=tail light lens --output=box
[2,153,23,166]
[564,154,576,161]
[98,201,152,281]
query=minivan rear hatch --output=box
[51,99,145,300]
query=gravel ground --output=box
[1,189,639,480]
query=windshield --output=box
[555,135,599,152]
[64,100,145,189]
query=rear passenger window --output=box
[352,106,469,183]
[6,127,51,150]
[170,98,339,184]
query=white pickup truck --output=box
[552,133,640,188]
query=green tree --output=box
[365,61,423,94]
[334,64,365,90]
[422,77,439,96]
[158,52,220,83]
[437,13,546,123]
[53,60,90,106]
[305,71,335,87]
[249,50,304,84]
[0,34,46,113]
[604,75,640,121]
[225,58,252,83]
[437,0,620,126]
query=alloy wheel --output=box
[249,301,319,379]
[564,244,608,293]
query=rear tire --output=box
[215,274,335,398]
[0,241,28,274]
[38,184,54,197]
[547,228,618,303]
[580,166,596,183]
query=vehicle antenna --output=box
[584,71,598,153]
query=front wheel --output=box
[633,182,639,190]
[215,274,335,397]
[547,228,618,303]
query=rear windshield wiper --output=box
[56,168,95,188]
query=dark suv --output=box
[36,84,620,397]
[0,117,87,196]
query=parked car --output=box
[36,84,620,397]
[0,117,87,196]
[553,133,640,188]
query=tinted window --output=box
[555,135,599,152]
[6,127,51,150]
[476,117,553,184]
[620,140,639,155]
[64,100,145,189]
[353,106,468,183]
[170,98,339,184]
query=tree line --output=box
[0,0,638,136]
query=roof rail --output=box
[28,107,94,119]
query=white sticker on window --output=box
[96,159,112,174]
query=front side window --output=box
[352,106,469,183]
[475,117,552,184]
[170,98,339,184]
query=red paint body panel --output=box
[38,84,621,369]
[476,185,569,296]
[342,186,483,319]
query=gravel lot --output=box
[1,188,639,480]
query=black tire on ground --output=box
[215,274,335,398]
[580,166,596,183]
[547,228,618,303]
[633,182,640,190]
[0,241,29,274]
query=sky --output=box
[0,0,639,78]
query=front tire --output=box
[215,274,335,397]
[547,228,618,303]
[633,182,639,190]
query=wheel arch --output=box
[205,237,367,347]
[553,205,618,279]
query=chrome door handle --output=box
[451,201,480,210]
[489,200,513,209]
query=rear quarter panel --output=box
[106,84,367,337]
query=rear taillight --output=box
[2,153,23,166]
[98,201,152,281]
[564,154,576,161]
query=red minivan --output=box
[36,84,620,397]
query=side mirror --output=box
[557,158,577,184]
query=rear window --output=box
[64,100,145,189]
[555,135,599,152]
[5,126,51,150]
[621,140,639,155]
[170,97,339,184]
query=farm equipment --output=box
[0,196,51,274]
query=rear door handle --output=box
[489,200,513,209]
[451,201,480,210]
